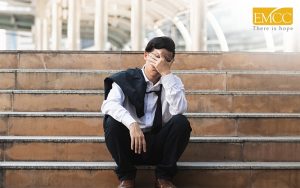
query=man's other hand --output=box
[129,122,146,154]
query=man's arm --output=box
[101,82,136,129]
[161,73,188,115]
[101,82,146,154]
[147,53,188,115]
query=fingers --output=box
[148,54,161,70]
[147,54,158,64]
[142,137,147,152]
[148,53,159,61]
[149,61,157,68]
[147,52,172,76]
[134,137,139,154]
[130,132,146,154]
[138,136,142,154]
[131,137,138,153]
[148,53,170,66]
[131,137,134,151]
[136,135,145,154]
[138,135,146,154]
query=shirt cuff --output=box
[160,73,177,88]
[121,115,136,129]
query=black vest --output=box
[104,68,147,124]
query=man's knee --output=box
[169,114,192,133]
[104,115,128,136]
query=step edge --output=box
[1,161,300,170]
[1,136,300,143]
[0,90,104,94]
[2,112,300,118]
[3,69,300,75]
[1,50,300,54]
[3,90,300,95]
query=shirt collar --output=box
[141,66,161,87]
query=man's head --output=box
[143,37,176,82]
[145,36,175,59]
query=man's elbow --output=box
[170,104,187,115]
[101,100,109,114]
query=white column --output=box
[35,18,49,50]
[94,0,108,50]
[34,0,50,50]
[35,0,48,50]
[42,18,49,50]
[0,29,6,50]
[67,0,81,50]
[190,0,207,51]
[51,0,62,50]
[35,18,43,50]
[131,0,144,50]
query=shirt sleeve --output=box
[101,82,136,129]
[160,73,188,115]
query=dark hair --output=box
[145,36,176,58]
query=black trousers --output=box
[104,114,192,181]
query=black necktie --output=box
[151,85,162,134]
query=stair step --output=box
[2,115,300,137]
[0,70,226,90]
[0,90,104,94]
[2,136,300,143]
[0,116,104,136]
[4,89,300,95]
[2,51,300,71]
[2,112,300,118]
[2,166,300,188]
[1,136,300,162]
[2,161,300,188]
[2,90,300,112]
[2,161,300,170]
[0,53,17,69]
[0,72,14,90]
[2,69,300,91]
[2,113,300,137]
[5,69,300,74]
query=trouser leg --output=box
[154,114,192,179]
[103,116,136,180]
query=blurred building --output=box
[0,0,299,51]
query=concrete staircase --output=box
[1,51,300,187]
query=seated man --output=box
[101,36,191,188]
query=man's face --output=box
[144,48,174,77]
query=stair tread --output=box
[3,69,300,74]
[1,136,300,143]
[2,161,300,170]
[2,112,300,118]
[3,89,300,95]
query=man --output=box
[101,36,191,188]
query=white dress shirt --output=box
[101,67,187,131]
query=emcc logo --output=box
[253,7,293,25]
